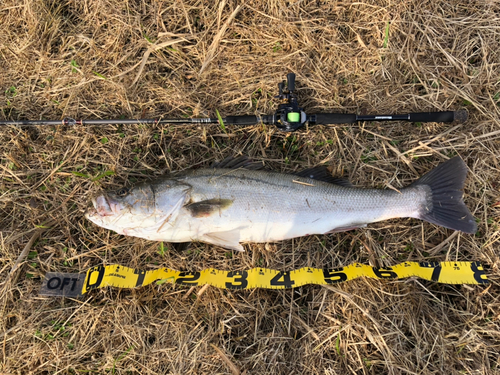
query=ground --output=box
[1,0,499,374]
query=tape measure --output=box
[39,261,488,298]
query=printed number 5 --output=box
[322,269,348,284]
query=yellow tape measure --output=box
[39,261,488,298]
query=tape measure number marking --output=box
[35,261,486,298]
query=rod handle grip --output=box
[314,113,357,124]
[409,110,467,123]
[224,116,258,125]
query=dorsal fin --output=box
[210,156,264,170]
[295,166,353,187]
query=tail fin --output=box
[410,156,477,234]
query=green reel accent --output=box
[287,112,300,123]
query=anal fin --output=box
[202,230,244,251]
[325,224,367,234]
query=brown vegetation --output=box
[1,0,499,373]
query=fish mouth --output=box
[87,194,116,218]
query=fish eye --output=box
[116,187,129,197]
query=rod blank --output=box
[0,110,467,128]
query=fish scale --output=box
[86,157,477,251]
[170,169,422,241]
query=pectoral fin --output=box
[202,230,244,251]
[186,198,233,218]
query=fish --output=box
[85,156,477,251]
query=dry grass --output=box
[1,0,500,374]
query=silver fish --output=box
[85,156,477,251]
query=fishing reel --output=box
[274,73,308,132]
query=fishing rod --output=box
[1,73,467,132]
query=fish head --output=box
[85,179,191,236]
